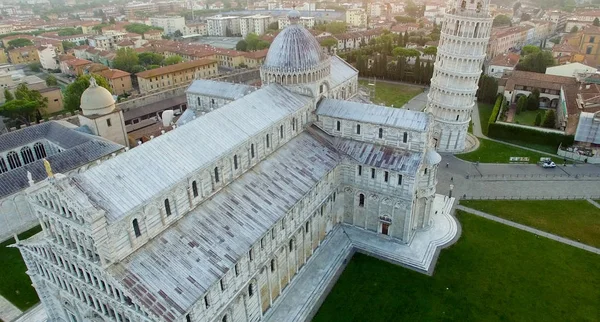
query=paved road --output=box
[457,205,600,255]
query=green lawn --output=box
[493,138,559,154]
[456,137,562,164]
[513,110,540,126]
[358,80,423,108]
[477,102,494,136]
[0,226,42,310]
[461,200,600,248]
[314,211,600,322]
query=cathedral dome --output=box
[424,149,442,166]
[80,77,116,116]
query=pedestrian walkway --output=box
[0,294,22,322]
[14,304,46,322]
[587,199,600,210]
[456,205,600,255]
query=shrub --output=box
[534,112,542,126]
[488,122,574,149]
[487,94,504,131]
[542,109,556,128]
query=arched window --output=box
[33,142,46,160]
[289,239,294,251]
[222,315,228,322]
[403,132,408,143]
[0,159,7,174]
[336,121,341,131]
[250,144,255,158]
[424,168,428,175]
[132,219,141,237]
[456,114,460,121]
[266,134,270,148]
[233,155,238,170]
[164,199,172,216]
[248,283,254,297]
[21,147,35,164]
[359,194,365,207]
[270,259,276,272]
[356,124,361,134]
[7,151,21,169]
[192,181,198,198]
[378,128,383,139]
[214,167,220,183]
[197,97,201,106]
[292,118,296,131]
[280,125,284,138]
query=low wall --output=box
[557,149,600,164]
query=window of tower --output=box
[132,219,141,237]
[359,194,365,207]
[456,115,460,121]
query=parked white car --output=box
[542,161,556,168]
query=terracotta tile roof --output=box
[8,45,37,53]
[66,58,93,67]
[243,49,268,59]
[489,52,520,67]
[504,70,577,91]
[552,43,580,53]
[100,68,131,79]
[135,59,217,78]
[59,54,77,61]
[117,40,135,46]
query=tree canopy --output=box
[521,45,541,56]
[516,51,556,73]
[125,23,162,35]
[163,55,183,66]
[570,26,579,33]
[46,75,58,86]
[404,0,424,17]
[7,38,33,48]
[542,109,556,128]
[241,33,270,51]
[113,48,140,73]
[138,52,164,66]
[315,21,347,34]
[394,16,416,23]
[236,39,247,51]
[3,88,13,102]
[493,14,512,27]
[0,100,40,125]
[62,40,76,51]
[64,74,111,112]
[57,27,82,36]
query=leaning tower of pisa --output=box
[426,0,493,152]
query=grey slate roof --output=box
[263,23,328,71]
[108,132,340,322]
[0,122,124,198]
[317,99,431,132]
[185,79,256,100]
[329,55,358,89]
[74,84,312,222]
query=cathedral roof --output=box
[317,99,431,132]
[108,132,340,321]
[74,84,312,221]
[185,79,257,100]
[329,56,359,89]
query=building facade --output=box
[207,15,241,36]
[17,11,454,322]
[346,8,367,28]
[149,16,186,36]
[135,59,218,94]
[426,0,493,152]
[240,15,272,37]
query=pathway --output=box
[587,199,600,210]
[0,295,22,322]
[506,104,516,123]
[456,205,600,255]
[14,304,46,322]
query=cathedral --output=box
[16,11,458,322]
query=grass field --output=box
[314,211,600,322]
[0,226,42,310]
[460,200,600,248]
[358,80,423,108]
[513,110,540,126]
[456,137,562,164]
[477,102,494,136]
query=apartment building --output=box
[8,46,40,65]
[88,33,126,51]
[37,44,59,70]
[149,16,186,35]
[183,23,208,36]
[135,59,218,94]
[207,15,241,36]
[240,15,272,37]
[564,25,600,64]
[346,8,367,28]
[99,68,133,95]
[0,24,14,35]
[124,2,158,17]
[486,26,530,59]
[278,15,314,29]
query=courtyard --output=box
[456,137,563,164]
[314,211,600,322]
[358,80,424,108]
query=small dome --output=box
[424,149,442,165]
[263,22,327,72]
[288,9,301,21]
[80,77,115,116]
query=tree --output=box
[46,75,58,86]
[527,94,539,110]
[64,74,111,112]
[4,89,13,102]
[57,27,82,36]
[125,23,160,35]
[109,17,116,24]
[28,62,41,72]
[542,109,556,128]
[7,38,33,48]
[268,21,278,30]
[0,100,39,125]
[422,46,437,57]
[138,52,164,66]
[236,40,248,51]
[570,26,579,33]
[62,40,76,51]
[595,18,600,26]
[14,83,47,110]
[516,95,528,114]
[521,45,541,56]
[493,14,512,27]
[404,0,424,17]
[394,16,416,23]
[321,38,337,52]
[476,75,499,103]
[173,30,183,38]
[534,111,543,126]
[113,48,139,73]
[516,51,556,73]
[324,21,347,34]
[521,13,531,22]
[163,55,183,65]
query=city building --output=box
[346,8,367,28]
[545,62,597,78]
[149,16,186,36]
[486,52,520,78]
[16,11,456,322]
[0,50,7,64]
[38,87,63,114]
[183,23,208,36]
[278,15,314,30]
[62,58,93,76]
[426,0,493,152]
[206,15,241,36]
[486,25,530,59]
[135,59,219,94]
[563,25,600,66]
[7,46,40,65]
[124,2,158,18]
[0,121,123,242]
[37,44,59,70]
[240,14,273,37]
[99,69,133,95]
[0,24,14,35]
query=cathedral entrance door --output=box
[381,223,390,236]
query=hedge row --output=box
[486,94,504,133]
[488,122,575,148]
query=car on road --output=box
[542,161,556,168]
